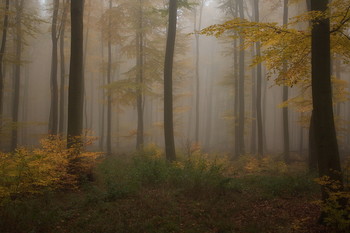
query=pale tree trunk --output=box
[136,0,144,150]
[11,0,24,151]
[106,0,112,155]
[253,0,263,157]
[164,0,177,162]
[194,0,204,144]
[237,0,245,156]
[282,0,290,163]
[49,0,60,135]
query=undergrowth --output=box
[0,144,324,233]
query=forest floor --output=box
[0,150,342,233]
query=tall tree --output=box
[106,0,112,155]
[59,0,69,134]
[136,0,144,150]
[164,0,177,162]
[11,0,24,151]
[237,0,245,156]
[0,0,10,128]
[282,0,290,163]
[48,0,60,135]
[310,0,343,201]
[67,0,84,148]
[194,0,205,144]
[253,0,263,157]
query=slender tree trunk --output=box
[237,0,245,156]
[83,0,91,132]
[136,0,144,150]
[11,0,24,151]
[99,25,105,151]
[49,0,60,135]
[233,2,239,158]
[251,46,256,155]
[311,0,343,203]
[194,0,204,144]
[59,0,68,135]
[282,0,290,163]
[164,0,177,162]
[0,0,10,131]
[106,0,112,155]
[67,0,84,148]
[253,0,263,157]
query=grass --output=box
[0,149,333,233]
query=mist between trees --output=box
[0,0,350,232]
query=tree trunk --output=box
[233,2,239,159]
[282,0,290,163]
[49,0,60,135]
[67,0,84,148]
[59,0,68,135]
[11,0,24,151]
[194,0,204,144]
[106,0,112,155]
[237,0,245,156]
[136,0,144,150]
[0,0,10,132]
[311,0,343,202]
[164,0,177,162]
[253,0,263,157]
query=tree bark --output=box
[67,0,84,148]
[282,0,290,163]
[49,0,60,135]
[59,0,68,135]
[0,0,10,131]
[237,0,245,156]
[164,0,177,162]
[136,0,144,150]
[11,0,24,151]
[106,0,112,155]
[311,0,343,200]
[253,0,263,157]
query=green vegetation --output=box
[1,144,339,233]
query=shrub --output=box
[0,136,100,203]
[315,176,350,232]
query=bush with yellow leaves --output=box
[315,176,350,232]
[0,136,101,203]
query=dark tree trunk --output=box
[0,0,10,130]
[11,0,24,151]
[308,112,317,171]
[282,0,290,163]
[311,0,343,200]
[67,0,84,148]
[59,0,68,135]
[164,0,177,162]
[49,0,60,135]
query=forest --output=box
[0,0,350,232]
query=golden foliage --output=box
[0,136,101,202]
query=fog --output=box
[1,0,349,158]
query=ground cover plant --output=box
[1,144,348,233]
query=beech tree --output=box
[164,0,177,162]
[310,0,343,201]
[67,0,84,148]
